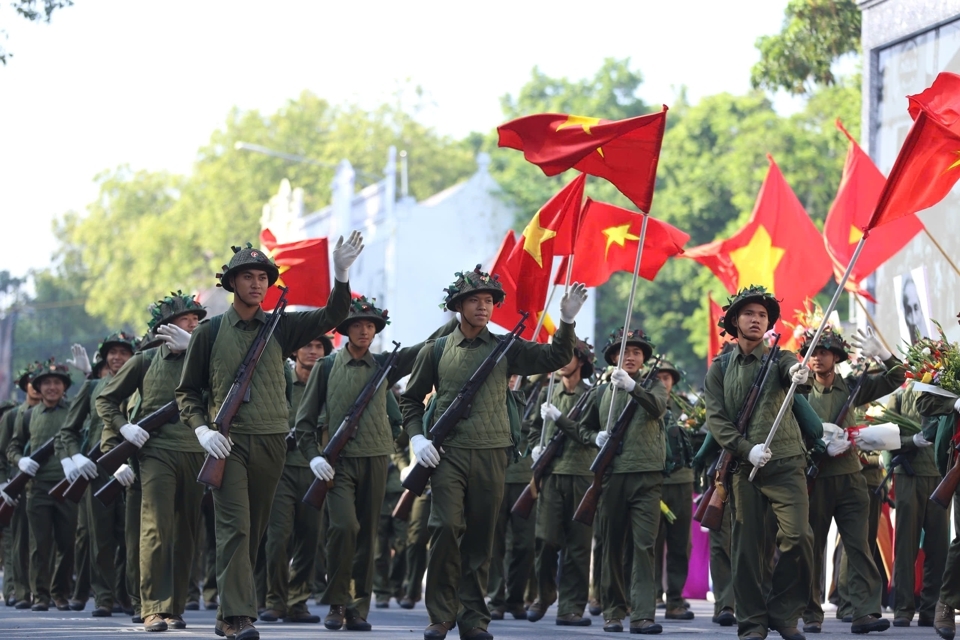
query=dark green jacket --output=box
[8,401,69,483]
[888,384,938,477]
[528,380,595,477]
[60,376,111,458]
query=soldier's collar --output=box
[452,324,492,345]
[736,341,767,362]
[812,371,845,393]
[226,305,268,327]
[341,343,377,367]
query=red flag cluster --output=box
[259,229,330,311]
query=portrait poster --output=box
[893,267,932,346]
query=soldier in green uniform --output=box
[259,333,332,624]
[97,292,208,631]
[798,326,900,635]
[0,399,19,605]
[703,286,813,640]
[400,267,585,640]
[525,339,596,627]
[6,359,74,611]
[177,233,361,640]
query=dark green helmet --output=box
[14,364,34,393]
[147,290,207,332]
[442,265,506,312]
[658,359,683,385]
[216,243,280,293]
[30,357,72,392]
[336,295,390,336]
[574,338,596,379]
[799,327,850,363]
[602,327,654,366]
[98,331,140,361]
[720,285,780,338]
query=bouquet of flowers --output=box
[861,402,923,436]
[901,320,960,395]
[673,392,706,431]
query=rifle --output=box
[875,453,914,498]
[302,341,402,510]
[573,357,662,526]
[511,386,591,519]
[401,312,529,498]
[0,436,58,527]
[48,444,105,504]
[692,457,719,523]
[699,334,781,532]
[931,416,960,508]
[806,369,870,493]
[197,287,289,489]
[521,377,547,422]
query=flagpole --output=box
[604,213,650,433]
[923,227,960,278]
[539,254,577,448]
[512,283,559,393]
[853,293,894,356]
[748,234,869,481]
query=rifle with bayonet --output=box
[806,368,869,493]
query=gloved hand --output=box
[309,456,335,481]
[114,464,136,488]
[399,465,413,483]
[559,282,588,323]
[60,457,79,484]
[595,430,610,448]
[411,434,441,468]
[120,423,150,448]
[531,445,544,463]
[156,324,191,352]
[195,426,232,459]
[332,230,364,283]
[850,327,892,361]
[954,398,960,414]
[610,368,636,393]
[748,444,772,468]
[67,343,91,375]
[540,403,561,423]
[827,438,850,457]
[17,457,39,476]
[0,482,17,507]
[789,363,810,385]
[913,432,934,448]
[71,454,98,480]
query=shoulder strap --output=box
[719,351,734,375]
[432,336,448,386]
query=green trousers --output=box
[71,498,90,604]
[125,479,142,615]
[373,490,407,604]
[404,491,431,602]
[534,473,592,617]
[321,455,388,619]
[426,446,508,632]
[26,479,77,604]
[708,489,734,615]
[590,525,603,605]
[938,487,960,609]
[84,475,126,609]
[654,482,693,609]
[213,433,286,621]
[837,481,883,618]
[894,474,946,621]
[598,471,662,622]
[139,448,204,617]
[201,494,218,605]
[264,464,320,615]
[732,455,813,637]
[488,481,536,610]
[3,498,30,602]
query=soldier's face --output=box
[171,313,200,334]
[458,294,493,328]
[558,355,581,377]
[38,377,65,404]
[656,371,674,394]
[232,270,269,304]
[621,345,645,374]
[808,347,836,374]
[736,304,768,341]
[296,339,328,370]
[106,345,133,375]
[347,320,377,351]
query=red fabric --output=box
[489,231,553,343]
[259,229,330,311]
[707,292,728,366]
[867,72,960,230]
[497,107,668,212]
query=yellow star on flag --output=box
[602,223,640,260]
[848,225,864,245]
[729,225,785,291]
[521,209,558,268]
[943,150,960,175]
[555,114,605,158]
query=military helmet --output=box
[147,290,207,332]
[798,327,850,363]
[98,331,140,361]
[720,285,781,338]
[30,357,72,392]
[573,338,596,379]
[336,295,390,336]
[442,265,506,312]
[602,327,655,366]
[216,243,280,293]
[89,352,107,379]
[658,359,683,385]
[14,364,34,393]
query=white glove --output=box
[610,368,636,393]
[155,324,191,352]
[120,423,150,448]
[850,327,892,361]
[853,423,901,451]
[195,426,232,459]
[559,282,588,323]
[399,465,413,482]
[913,432,934,448]
[114,464,136,487]
[789,363,810,385]
[17,457,39,476]
[954,398,960,414]
[67,343,91,375]
[60,457,79,484]
[540,403,561,423]
[309,456,335,481]
[71,453,98,480]
[826,438,850,457]
[411,434,441,468]
[748,444,772,468]
[332,230,364,283]
[0,483,17,507]
[531,445,544,463]
[595,430,610,448]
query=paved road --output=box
[0,599,934,639]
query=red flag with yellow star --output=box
[707,292,729,366]
[684,156,831,337]
[866,72,960,230]
[497,106,667,212]
[259,228,330,311]
[490,230,555,343]
[507,174,585,313]
[564,198,689,287]
[824,120,924,300]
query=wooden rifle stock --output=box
[392,488,416,521]
[97,401,180,475]
[932,436,960,508]
[692,458,719,523]
[62,447,104,503]
[0,436,58,527]
[698,451,732,531]
[94,475,126,507]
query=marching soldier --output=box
[703,286,814,640]
[0,398,19,605]
[177,233,361,640]
[97,292,208,632]
[400,267,585,640]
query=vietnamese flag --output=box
[824,120,924,300]
[564,198,689,288]
[707,292,729,366]
[508,173,585,313]
[489,231,554,343]
[866,72,960,230]
[259,229,330,311]
[497,106,667,212]
[684,155,832,337]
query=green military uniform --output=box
[177,245,352,627]
[402,488,431,607]
[0,399,30,606]
[373,442,409,607]
[400,266,577,636]
[656,409,694,613]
